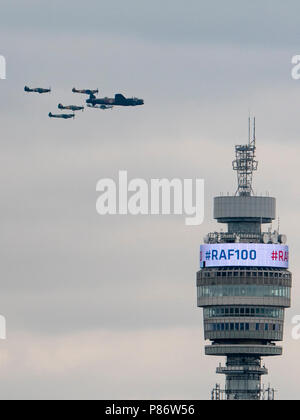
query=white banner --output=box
[200,243,289,269]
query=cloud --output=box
[0,327,216,399]
[1,0,300,48]
[0,1,299,399]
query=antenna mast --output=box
[233,117,258,196]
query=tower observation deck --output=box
[197,119,291,400]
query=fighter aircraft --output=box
[72,88,99,96]
[24,86,51,94]
[86,93,144,107]
[87,103,113,110]
[48,112,75,119]
[58,104,84,112]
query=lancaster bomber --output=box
[72,88,99,96]
[86,93,144,107]
[24,86,51,94]
[58,104,84,111]
[87,103,113,110]
[48,112,75,120]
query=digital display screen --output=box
[200,244,289,269]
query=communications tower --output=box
[197,119,291,400]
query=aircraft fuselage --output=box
[86,94,144,107]
[49,112,75,119]
[58,104,84,111]
[24,86,51,94]
[72,88,98,95]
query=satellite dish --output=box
[279,234,287,244]
[271,232,278,244]
[262,233,270,244]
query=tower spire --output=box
[232,117,258,196]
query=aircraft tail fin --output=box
[115,93,126,102]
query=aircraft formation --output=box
[24,85,144,120]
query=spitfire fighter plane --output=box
[72,88,99,96]
[24,86,51,94]
[86,93,144,107]
[87,103,113,110]
[58,104,84,112]
[48,112,75,120]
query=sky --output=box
[0,0,300,399]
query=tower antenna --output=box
[248,116,251,145]
[252,117,256,145]
[232,117,258,196]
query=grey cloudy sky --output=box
[0,0,300,399]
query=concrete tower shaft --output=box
[197,120,292,400]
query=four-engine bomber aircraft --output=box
[24,86,51,94]
[86,93,144,107]
[58,104,84,111]
[49,112,75,119]
[72,88,99,96]
[87,103,113,110]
